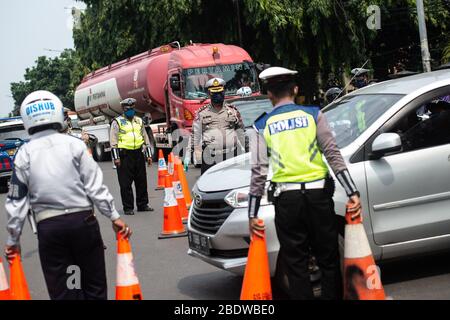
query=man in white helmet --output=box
[184,77,246,174]
[3,90,131,300]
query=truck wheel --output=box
[93,142,106,162]
[0,178,9,194]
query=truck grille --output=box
[190,189,234,235]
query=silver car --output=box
[187,69,450,275]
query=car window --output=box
[233,99,274,127]
[323,94,404,148]
[0,124,29,140]
[390,93,450,152]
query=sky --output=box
[0,0,86,116]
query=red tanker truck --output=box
[74,42,260,161]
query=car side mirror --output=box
[170,75,180,91]
[370,133,402,159]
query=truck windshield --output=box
[183,63,259,100]
[323,94,404,148]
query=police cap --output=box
[259,67,298,86]
[205,78,226,93]
[351,68,369,76]
[120,98,137,107]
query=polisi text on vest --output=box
[268,116,309,135]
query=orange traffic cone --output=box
[9,254,31,300]
[0,257,10,300]
[240,219,272,300]
[175,157,192,208]
[156,149,168,190]
[173,161,189,223]
[343,205,385,300]
[158,174,187,239]
[167,152,175,177]
[116,233,143,300]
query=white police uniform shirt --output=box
[5,129,120,246]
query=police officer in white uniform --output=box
[4,90,132,300]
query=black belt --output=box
[119,148,142,154]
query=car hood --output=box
[196,153,255,192]
[195,145,353,193]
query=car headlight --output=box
[224,184,271,208]
[6,148,17,156]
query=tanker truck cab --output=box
[163,44,260,157]
[74,42,260,161]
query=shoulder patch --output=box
[8,170,28,200]
[194,104,211,120]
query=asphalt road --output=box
[0,161,450,300]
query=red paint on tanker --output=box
[168,44,253,69]
[74,43,259,130]
[75,45,172,121]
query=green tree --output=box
[10,49,84,111]
[70,0,450,101]
[73,0,376,100]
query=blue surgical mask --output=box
[211,92,225,105]
[354,79,367,89]
[124,108,136,118]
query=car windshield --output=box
[183,63,260,100]
[233,98,274,127]
[0,124,29,141]
[323,94,404,148]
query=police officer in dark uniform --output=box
[248,67,362,300]
[110,98,154,215]
[184,78,246,174]
[324,87,342,105]
[4,90,132,300]
[350,68,370,91]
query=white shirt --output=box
[5,129,120,246]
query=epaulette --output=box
[225,103,240,118]
[194,103,211,120]
[224,102,237,110]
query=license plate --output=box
[188,231,211,256]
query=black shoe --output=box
[124,210,135,215]
[137,205,154,212]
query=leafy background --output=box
[10,0,450,113]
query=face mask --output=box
[354,79,367,89]
[124,108,136,118]
[211,92,225,105]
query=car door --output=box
[364,86,450,246]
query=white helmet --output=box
[20,90,64,134]
[236,86,252,97]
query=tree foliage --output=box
[10,49,85,111]
[10,0,450,112]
